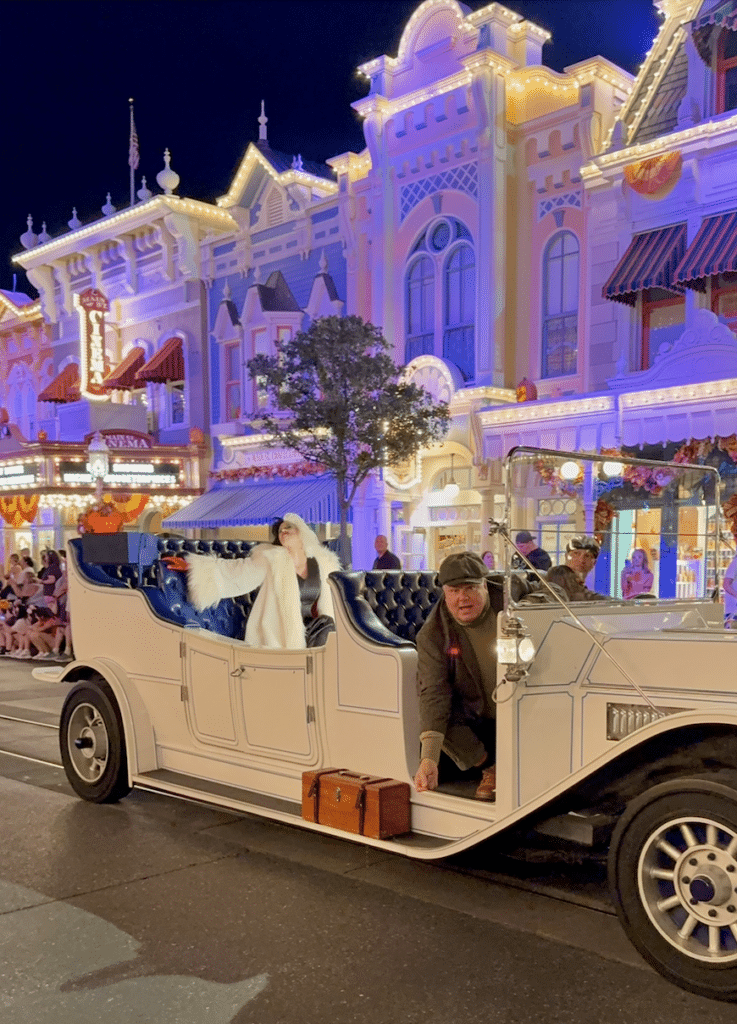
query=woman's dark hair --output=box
[22,556,34,569]
[45,550,61,572]
[270,518,285,546]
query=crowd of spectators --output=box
[0,548,72,660]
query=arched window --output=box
[542,231,579,378]
[443,243,475,381]
[404,218,475,380]
[405,256,434,362]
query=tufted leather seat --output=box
[330,570,443,648]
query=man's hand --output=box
[414,757,439,792]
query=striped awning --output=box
[603,224,687,305]
[162,476,350,529]
[38,363,80,403]
[103,346,146,390]
[673,210,737,291]
[693,1,737,61]
[135,337,184,385]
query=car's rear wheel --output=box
[609,775,737,1001]
[60,682,131,803]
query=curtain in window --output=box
[542,231,579,378]
[405,256,435,362]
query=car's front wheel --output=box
[60,682,131,803]
[609,774,737,1001]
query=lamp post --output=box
[443,453,460,498]
[87,431,110,501]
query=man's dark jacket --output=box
[373,550,402,570]
[416,577,504,735]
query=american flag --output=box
[128,102,140,171]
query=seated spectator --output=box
[28,606,61,659]
[1,553,23,600]
[9,604,32,658]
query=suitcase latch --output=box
[335,787,341,801]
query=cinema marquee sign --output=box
[74,287,110,401]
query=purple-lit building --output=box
[8,0,737,579]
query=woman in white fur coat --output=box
[163,513,341,649]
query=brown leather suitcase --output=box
[301,768,411,839]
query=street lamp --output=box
[443,453,460,498]
[87,431,110,501]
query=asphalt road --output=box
[0,660,731,1023]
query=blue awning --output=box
[162,475,350,529]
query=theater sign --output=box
[74,287,110,401]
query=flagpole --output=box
[128,98,139,206]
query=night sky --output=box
[4,0,661,298]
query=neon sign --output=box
[74,287,110,401]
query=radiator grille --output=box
[606,702,688,741]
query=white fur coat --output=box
[186,513,342,649]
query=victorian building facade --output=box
[8,0,737,579]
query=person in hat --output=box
[545,535,605,602]
[512,530,551,573]
[413,551,503,801]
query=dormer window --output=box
[717,28,737,113]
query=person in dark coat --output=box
[372,534,401,570]
[512,530,551,572]
[413,551,503,802]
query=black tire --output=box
[60,682,131,803]
[609,774,737,1001]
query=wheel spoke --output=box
[728,836,737,859]
[656,839,682,862]
[680,824,698,848]
[709,926,722,954]
[678,915,698,940]
[706,823,719,847]
[657,894,682,912]
[649,868,676,881]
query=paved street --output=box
[0,660,732,1023]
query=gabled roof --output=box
[0,290,41,323]
[605,1,702,151]
[217,141,337,210]
[254,271,301,313]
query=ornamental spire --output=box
[258,100,268,146]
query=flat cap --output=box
[438,551,489,587]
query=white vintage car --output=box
[54,447,737,1001]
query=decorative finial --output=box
[137,176,152,202]
[258,100,268,144]
[319,249,327,274]
[102,193,116,216]
[156,148,180,195]
[253,264,262,284]
[38,221,51,244]
[222,279,231,300]
[291,154,304,171]
[68,207,81,230]
[20,215,38,250]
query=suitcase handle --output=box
[354,778,392,835]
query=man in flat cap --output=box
[413,551,503,801]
